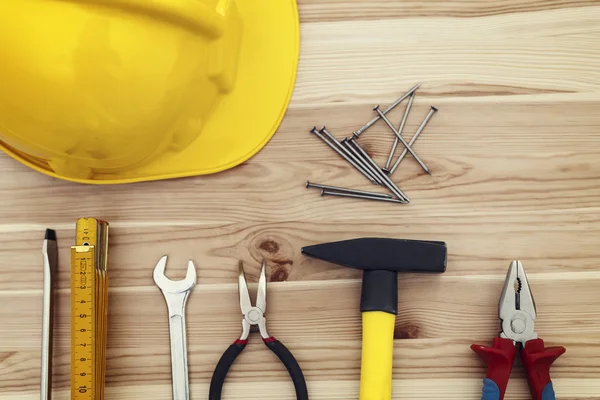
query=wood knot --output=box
[394,324,421,340]
[259,239,280,254]
[250,233,294,267]
[269,265,291,282]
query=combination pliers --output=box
[471,261,566,400]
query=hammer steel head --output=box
[302,238,447,273]
[153,255,197,294]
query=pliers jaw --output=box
[498,260,538,347]
[238,260,270,340]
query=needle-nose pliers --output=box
[209,261,309,400]
[471,261,566,400]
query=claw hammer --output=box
[302,238,447,400]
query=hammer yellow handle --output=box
[360,311,395,400]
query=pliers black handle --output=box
[209,261,309,399]
[209,336,309,400]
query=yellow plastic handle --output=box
[360,311,395,400]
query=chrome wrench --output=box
[153,256,196,400]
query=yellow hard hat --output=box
[0,0,299,184]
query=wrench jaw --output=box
[153,256,197,294]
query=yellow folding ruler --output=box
[71,218,109,400]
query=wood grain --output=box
[2,0,600,399]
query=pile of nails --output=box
[306,83,437,204]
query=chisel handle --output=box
[360,311,395,400]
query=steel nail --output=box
[320,127,382,185]
[353,83,421,138]
[374,106,431,175]
[321,189,407,204]
[389,106,438,176]
[341,138,385,186]
[310,127,378,184]
[306,181,393,198]
[384,92,415,170]
[347,139,410,202]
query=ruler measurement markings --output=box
[71,245,95,400]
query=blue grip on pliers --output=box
[542,382,556,400]
[480,378,501,400]
[480,378,556,400]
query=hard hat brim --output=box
[0,0,300,184]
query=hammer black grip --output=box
[360,270,398,315]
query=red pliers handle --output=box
[471,337,566,400]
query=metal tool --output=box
[341,137,385,185]
[310,127,378,184]
[471,261,566,400]
[209,261,308,400]
[321,189,406,204]
[383,92,415,172]
[342,138,386,186]
[154,256,197,400]
[306,181,392,198]
[41,229,57,400]
[303,238,447,400]
[389,106,437,175]
[353,84,421,138]
[320,127,383,185]
[347,139,410,202]
[374,106,430,175]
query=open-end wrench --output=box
[153,256,197,400]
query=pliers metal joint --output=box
[471,261,566,400]
[209,261,309,400]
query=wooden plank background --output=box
[2,0,600,399]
